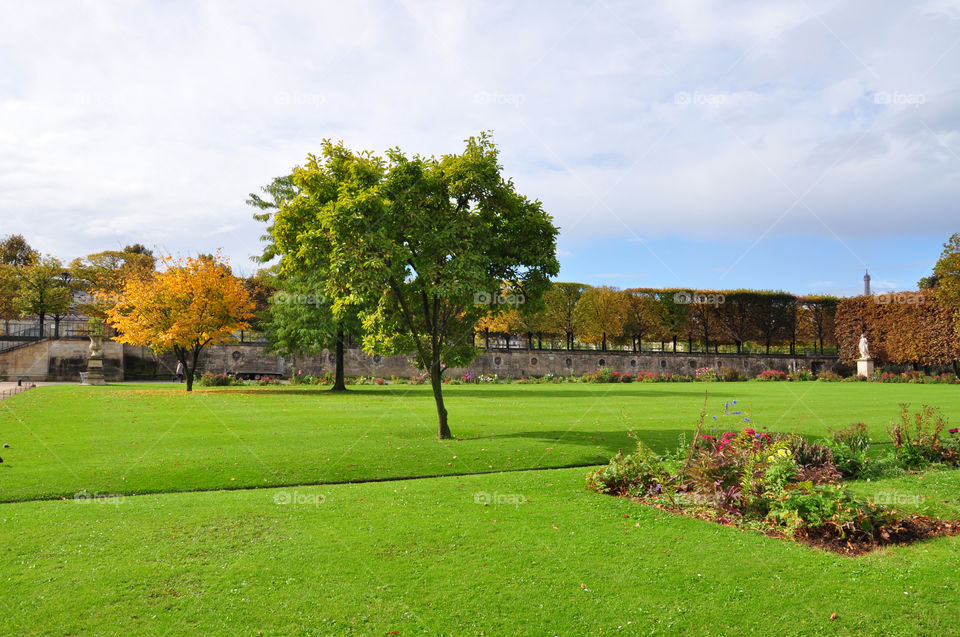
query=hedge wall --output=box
[835,291,960,366]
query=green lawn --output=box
[2,466,959,636]
[2,382,959,635]
[1,382,959,502]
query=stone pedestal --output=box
[83,358,107,385]
[856,357,874,379]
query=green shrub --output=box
[197,372,240,387]
[585,442,671,496]
[583,368,617,383]
[887,404,954,468]
[289,369,307,385]
[717,367,748,382]
[765,482,890,540]
[773,434,842,484]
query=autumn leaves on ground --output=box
[2,382,960,636]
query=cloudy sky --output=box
[2,0,958,295]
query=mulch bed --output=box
[791,515,960,556]
[632,497,960,555]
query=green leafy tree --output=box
[70,247,156,321]
[0,264,19,334]
[249,174,357,391]
[798,295,839,354]
[933,232,960,332]
[269,135,559,439]
[542,282,587,350]
[656,290,691,352]
[15,256,73,336]
[623,289,665,352]
[0,234,38,267]
[260,271,361,391]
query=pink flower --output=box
[949,428,959,435]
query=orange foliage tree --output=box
[106,254,255,391]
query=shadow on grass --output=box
[465,428,696,457]
[221,385,739,401]
[223,387,405,397]
[442,387,736,400]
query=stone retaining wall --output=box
[0,339,124,382]
[158,344,838,380]
[0,339,839,382]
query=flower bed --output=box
[586,400,960,554]
[756,369,788,381]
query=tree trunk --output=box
[485,328,490,349]
[602,332,607,352]
[54,316,61,338]
[182,348,197,392]
[527,332,533,350]
[430,358,452,440]
[38,312,45,338]
[537,332,542,350]
[332,325,347,391]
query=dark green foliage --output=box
[888,404,957,467]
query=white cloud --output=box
[0,0,957,269]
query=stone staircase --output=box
[0,339,53,381]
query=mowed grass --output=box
[1,382,960,502]
[2,466,959,636]
[2,382,960,635]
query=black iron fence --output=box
[0,382,37,400]
[476,334,838,357]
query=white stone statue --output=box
[858,333,870,359]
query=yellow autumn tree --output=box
[106,254,255,391]
[574,285,627,351]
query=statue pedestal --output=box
[83,357,107,385]
[856,358,874,379]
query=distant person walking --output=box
[175,361,185,383]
